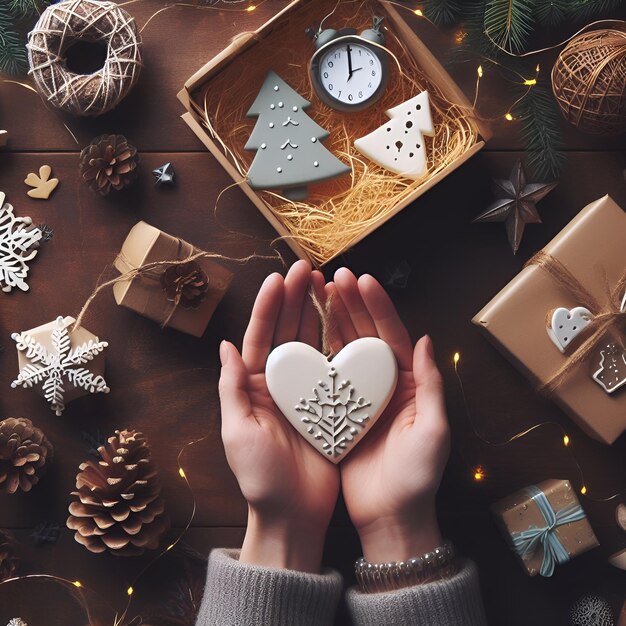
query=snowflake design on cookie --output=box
[11,317,110,416]
[296,367,371,457]
[0,191,42,292]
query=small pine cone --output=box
[0,418,54,494]
[67,429,169,557]
[0,529,18,582]
[161,261,209,309]
[80,134,139,196]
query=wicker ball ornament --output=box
[552,27,626,135]
[27,0,143,117]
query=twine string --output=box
[524,250,626,393]
[483,18,626,58]
[72,248,282,332]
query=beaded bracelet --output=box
[355,541,457,593]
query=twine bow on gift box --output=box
[525,251,626,392]
[511,485,586,577]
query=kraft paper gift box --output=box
[491,479,598,577]
[177,0,490,266]
[113,222,233,337]
[13,316,108,413]
[472,195,626,444]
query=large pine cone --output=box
[0,418,53,494]
[0,529,18,582]
[80,134,139,196]
[161,261,209,309]
[67,429,168,556]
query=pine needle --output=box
[535,0,569,26]
[483,0,535,53]
[0,27,28,75]
[423,0,463,25]
[514,80,566,180]
[8,0,45,19]
[566,0,625,20]
[0,0,50,75]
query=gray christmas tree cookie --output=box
[245,71,350,200]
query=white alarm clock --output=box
[308,16,389,113]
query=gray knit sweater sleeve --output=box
[346,560,488,626]
[197,549,486,626]
[196,549,343,626]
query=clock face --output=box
[317,42,383,107]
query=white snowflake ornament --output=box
[11,316,110,416]
[354,91,435,178]
[0,191,42,292]
[266,338,397,462]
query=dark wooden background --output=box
[0,2,625,625]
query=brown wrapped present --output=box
[11,316,109,416]
[473,195,626,444]
[491,479,598,577]
[112,222,233,337]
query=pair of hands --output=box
[218,261,450,574]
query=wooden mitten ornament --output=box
[354,91,435,178]
[547,306,592,353]
[266,337,397,463]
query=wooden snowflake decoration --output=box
[11,317,110,416]
[0,191,42,292]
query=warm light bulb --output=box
[179,467,186,479]
[472,466,485,481]
[563,434,570,446]
[453,352,460,365]
[477,65,483,78]
[73,580,82,588]
[523,78,537,86]
[414,8,423,16]
[504,113,514,121]
[535,63,540,73]
[580,485,587,495]
[454,30,467,45]
[127,586,134,596]
[246,4,256,11]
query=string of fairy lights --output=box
[452,352,624,502]
[0,435,207,626]
[1,1,622,623]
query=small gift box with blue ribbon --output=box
[491,479,599,577]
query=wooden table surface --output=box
[1,2,625,625]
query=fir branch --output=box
[449,0,496,63]
[566,0,625,20]
[423,0,463,25]
[0,28,28,76]
[483,0,536,53]
[8,0,47,20]
[514,80,566,179]
[535,0,569,26]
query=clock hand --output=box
[347,44,354,81]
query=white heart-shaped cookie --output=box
[547,306,592,353]
[266,337,398,463]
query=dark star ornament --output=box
[473,160,557,254]
[152,162,175,187]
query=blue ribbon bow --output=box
[510,485,585,577]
